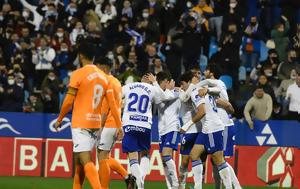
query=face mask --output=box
[56,32,64,38]
[61,48,68,52]
[291,75,297,80]
[108,53,114,60]
[8,79,15,85]
[142,13,149,19]
[14,68,20,72]
[48,76,55,81]
[291,57,298,62]
[250,22,256,26]
[22,11,29,18]
[69,8,77,15]
[68,72,72,77]
[169,0,176,4]
[264,71,273,77]
[229,3,237,8]
[0,16,3,21]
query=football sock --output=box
[162,155,179,188]
[140,155,150,178]
[218,162,232,189]
[84,162,102,189]
[73,164,85,189]
[107,157,128,179]
[130,159,144,189]
[227,163,242,189]
[192,160,203,189]
[99,159,110,189]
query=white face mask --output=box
[8,79,15,85]
[230,3,237,8]
[48,76,55,81]
[142,12,149,19]
[22,11,29,18]
[56,32,64,38]
[0,16,4,21]
[291,75,297,80]
[186,2,192,8]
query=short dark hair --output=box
[156,72,171,84]
[78,40,96,61]
[95,57,112,68]
[206,63,222,79]
[180,72,193,83]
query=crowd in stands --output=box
[0,0,300,121]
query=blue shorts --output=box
[223,125,235,157]
[159,131,180,152]
[180,133,198,155]
[122,125,151,153]
[195,130,224,154]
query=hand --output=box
[146,73,156,83]
[180,128,186,134]
[115,128,124,141]
[281,15,288,21]
[198,88,208,97]
[167,79,175,90]
[54,120,62,132]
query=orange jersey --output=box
[69,65,109,128]
[101,75,122,128]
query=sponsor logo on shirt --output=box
[129,115,148,122]
[124,126,146,133]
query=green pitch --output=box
[0,176,294,189]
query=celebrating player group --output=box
[54,40,242,189]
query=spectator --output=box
[285,71,300,121]
[0,74,24,112]
[292,25,300,58]
[23,93,43,112]
[69,21,85,46]
[255,49,280,82]
[257,74,276,102]
[40,71,62,113]
[121,0,133,18]
[241,16,262,71]
[32,37,56,88]
[209,0,227,42]
[276,69,297,101]
[277,49,300,80]
[244,85,273,129]
[51,26,71,52]
[149,56,168,75]
[271,15,290,62]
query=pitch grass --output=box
[0,176,295,189]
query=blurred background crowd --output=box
[0,0,300,122]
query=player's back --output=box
[157,89,181,136]
[191,88,223,134]
[70,64,108,128]
[180,99,202,133]
[215,79,234,126]
[122,82,158,129]
[102,75,122,128]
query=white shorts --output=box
[71,128,100,153]
[98,127,117,151]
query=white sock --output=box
[218,162,232,189]
[130,159,144,189]
[227,163,242,189]
[164,165,173,189]
[179,166,188,189]
[140,156,150,179]
[163,155,179,188]
[192,160,203,189]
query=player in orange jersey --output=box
[95,57,136,189]
[54,41,123,189]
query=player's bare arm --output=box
[180,104,205,133]
[55,87,77,132]
[216,98,235,114]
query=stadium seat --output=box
[219,75,233,90]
